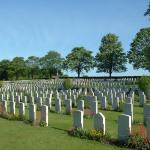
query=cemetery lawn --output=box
[0,102,143,150]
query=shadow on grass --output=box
[51,126,68,132]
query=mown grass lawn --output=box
[0,100,143,150]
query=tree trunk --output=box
[109,71,112,78]
[77,70,80,78]
[49,72,52,79]
[16,73,19,80]
[31,70,34,79]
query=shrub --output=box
[138,76,150,93]
[68,128,111,143]
[127,124,150,150]
[0,113,27,121]
[39,121,47,127]
[63,78,72,90]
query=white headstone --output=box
[118,114,131,141]
[73,110,83,129]
[41,105,48,126]
[65,99,72,114]
[77,100,84,112]
[55,98,61,113]
[2,100,7,113]
[19,102,25,117]
[29,104,36,122]
[144,104,150,124]
[93,112,105,135]
[90,100,98,115]
[10,101,15,115]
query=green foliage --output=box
[0,60,10,80]
[64,47,94,77]
[127,124,150,150]
[0,113,27,121]
[95,33,127,77]
[26,56,40,79]
[144,1,150,18]
[0,50,64,80]
[138,76,150,93]
[39,121,47,127]
[63,78,72,90]
[9,57,26,80]
[0,81,3,88]
[144,45,150,71]
[128,28,150,70]
[40,51,64,78]
[68,128,111,143]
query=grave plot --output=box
[0,78,149,150]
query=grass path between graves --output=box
[0,114,128,150]
[0,101,143,150]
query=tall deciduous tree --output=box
[40,51,63,78]
[127,28,150,70]
[144,45,150,71]
[0,59,10,80]
[65,47,94,77]
[144,1,150,18]
[95,33,127,77]
[9,57,26,80]
[26,56,40,79]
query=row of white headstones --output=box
[0,79,150,142]
[1,97,150,141]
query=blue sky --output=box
[0,0,149,76]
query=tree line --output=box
[0,2,150,80]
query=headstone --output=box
[118,114,131,141]
[90,100,98,115]
[2,100,7,113]
[101,96,107,109]
[139,92,145,107]
[41,105,48,126]
[73,110,83,129]
[45,97,51,110]
[55,98,61,113]
[10,101,15,115]
[77,100,84,112]
[126,97,133,104]
[124,103,133,122]
[144,104,150,125]
[93,112,105,135]
[112,97,119,110]
[147,89,150,100]
[65,99,72,114]
[19,102,25,117]
[29,104,36,122]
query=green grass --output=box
[0,100,144,150]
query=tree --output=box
[9,57,26,80]
[65,47,94,77]
[26,56,40,79]
[144,1,150,18]
[0,59,10,80]
[144,45,150,71]
[95,33,127,77]
[127,28,150,70]
[40,51,63,78]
